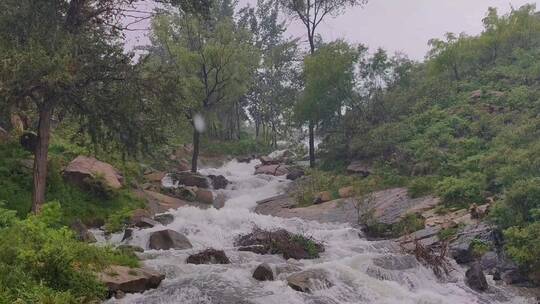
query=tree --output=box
[239,0,301,146]
[0,0,155,213]
[150,2,258,172]
[279,0,368,167]
[296,40,358,139]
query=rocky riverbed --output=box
[95,154,537,304]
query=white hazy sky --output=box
[126,0,540,60]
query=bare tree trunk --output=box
[191,127,200,173]
[31,103,53,214]
[309,120,315,168]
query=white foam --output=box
[103,157,534,304]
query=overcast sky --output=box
[126,0,540,60]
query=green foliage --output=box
[470,239,491,258]
[435,173,486,207]
[391,213,425,236]
[294,169,365,206]
[408,176,438,198]
[438,227,459,241]
[201,137,272,156]
[0,141,144,227]
[504,222,540,282]
[0,203,138,303]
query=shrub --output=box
[502,178,540,225]
[0,202,138,303]
[408,176,438,198]
[504,222,540,283]
[435,173,486,207]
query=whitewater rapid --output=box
[102,158,533,304]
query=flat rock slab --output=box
[255,196,359,226]
[98,265,164,294]
[134,190,208,214]
[370,188,440,225]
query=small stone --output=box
[134,217,160,229]
[195,188,214,204]
[121,228,133,242]
[313,191,332,204]
[253,263,274,281]
[287,269,332,293]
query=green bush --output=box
[504,222,540,283]
[408,176,438,198]
[502,178,540,225]
[0,202,138,303]
[435,173,486,207]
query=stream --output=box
[101,157,534,304]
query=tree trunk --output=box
[31,103,53,214]
[308,120,315,168]
[191,127,200,173]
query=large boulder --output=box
[195,188,214,205]
[252,263,274,281]
[134,217,160,229]
[208,175,229,190]
[170,172,209,188]
[465,262,488,292]
[148,229,193,250]
[186,249,230,264]
[346,161,372,177]
[162,186,197,201]
[70,219,96,243]
[63,156,123,190]
[255,164,289,176]
[287,269,333,293]
[98,265,164,296]
[259,156,280,165]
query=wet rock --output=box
[122,228,133,242]
[148,229,193,250]
[134,217,160,229]
[287,269,333,293]
[450,224,494,264]
[338,186,354,198]
[373,255,418,270]
[237,156,253,163]
[370,188,439,225]
[170,172,209,188]
[286,168,305,180]
[275,264,303,276]
[214,192,227,209]
[195,188,214,205]
[502,269,529,285]
[238,245,269,255]
[130,209,152,225]
[346,161,372,177]
[480,251,498,272]
[186,249,230,264]
[70,219,97,243]
[63,155,123,190]
[252,263,274,281]
[98,265,165,295]
[313,191,332,205]
[162,186,197,201]
[154,213,174,226]
[465,262,488,292]
[255,164,289,176]
[235,228,324,260]
[208,174,228,190]
[114,290,126,299]
[260,156,280,165]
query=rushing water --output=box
[101,158,534,304]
